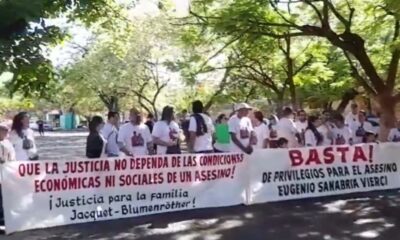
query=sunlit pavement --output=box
[1,132,400,239]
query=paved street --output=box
[1,132,400,240]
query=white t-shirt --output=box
[152,120,180,155]
[253,123,269,149]
[331,126,353,145]
[9,129,37,161]
[0,139,16,162]
[101,123,119,156]
[228,115,253,153]
[188,114,215,152]
[317,125,332,146]
[345,112,358,126]
[295,121,308,133]
[277,117,299,148]
[304,129,318,147]
[388,128,400,142]
[349,120,373,144]
[117,123,152,156]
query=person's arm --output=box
[145,127,154,154]
[117,127,132,156]
[94,135,104,158]
[388,129,394,142]
[230,132,251,153]
[304,130,314,147]
[28,129,37,154]
[188,117,197,153]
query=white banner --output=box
[248,143,400,204]
[1,153,247,233]
[3,143,400,233]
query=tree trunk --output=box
[376,93,398,141]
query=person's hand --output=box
[126,151,133,157]
[250,135,258,145]
[167,140,177,147]
[245,145,253,155]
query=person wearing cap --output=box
[276,107,301,148]
[0,123,15,163]
[388,120,400,142]
[228,103,254,154]
[345,103,359,126]
[364,129,378,143]
[188,100,215,153]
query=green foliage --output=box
[0,0,133,97]
[61,14,178,116]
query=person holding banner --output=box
[388,120,400,142]
[276,107,301,148]
[251,111,269,149]
[228,103,254,154]
[188,100,215,153]
[0,123,15,163]
[349,110,373,144]
[331,112,353,145]
[318,110,334,146]
[86,116,106,159]
[9,112,38,161]
[304,115,323,147]
[0,123,14,225]
[118,108,153,156]
[152,106,181,154]
[214,114,231,152]
[101,112,120,157]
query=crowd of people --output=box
[83,101,400,158]
[0,101,400,162]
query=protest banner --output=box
[3,143,400,234]
[247,143,400,204]
[1,152,247,233]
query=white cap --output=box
[0,122,9,131]
[234,103,252,111]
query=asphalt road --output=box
[0,131,399,240]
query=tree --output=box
[189,0,400,139]
[0,0,130,96]
[62,15,176,118]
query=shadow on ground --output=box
[2,190,400,240]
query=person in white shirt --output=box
[295,109,308,133]
[152,106,181,155]
[251,111,269,149]
[331,113,353,145]
[118,108,153,156]
[228,103,255,154]
[268,115,279,148]
[277,107,301,148]
[101,112,120,157]
[304,115,324,147]
[0,123,16,163]
[0,122,15,225]
[388,120,400,142]
[349,110,373,144]
[345,103,359,126]
[317,110,334,146]
[9,112,38,161]
[188,100,215,153]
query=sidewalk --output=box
[1,190,399,240]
